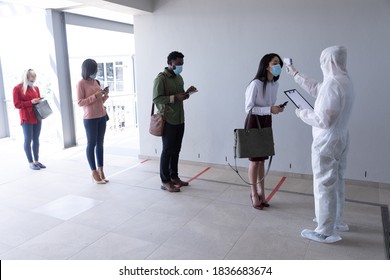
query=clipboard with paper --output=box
[284,89,313,110]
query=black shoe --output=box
[258,195,270,207]
[261,201,270,207]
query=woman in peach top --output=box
[77,59,109,184]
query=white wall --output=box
[134,0,390,184]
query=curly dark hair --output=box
[167,51,184,65]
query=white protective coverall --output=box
[294,46,355,240]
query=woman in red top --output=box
[13,69,46,170]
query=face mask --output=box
[89,74,97,79]
[173,65,183,75]
[27,81,34,87]
[271,64,282,76]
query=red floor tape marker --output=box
[187,167,211,183]
[266,176,287,202]
[176,167,211,188]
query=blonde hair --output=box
[21,69,37,94]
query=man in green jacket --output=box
[153,51,197,192]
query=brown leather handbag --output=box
[149,105,166,136]
[149,74,169,136]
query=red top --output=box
[13,83,41,125]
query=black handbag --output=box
[228,109,274,185]
[33,100,53,120]
[234,110,275,158]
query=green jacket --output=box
[152,68,185,125]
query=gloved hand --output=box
[295,106,302,118]
[286,65,298,76]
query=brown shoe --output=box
[161,182,180,192]
[171,178,189,186]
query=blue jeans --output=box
[22,122,42,163]
[83,116,107,170]
[160,122,185,183]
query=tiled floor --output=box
[0,129,389,260]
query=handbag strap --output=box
[227,156,272,186]
[246,109,262,129]
[228,85,272,185]
[151,72,170,119]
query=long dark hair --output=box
[253,53,283,93]
[81,58,98,80]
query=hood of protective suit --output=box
[320,46,348,78]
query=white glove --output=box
[286,65,298,76]
[295,106,302,118]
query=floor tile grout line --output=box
[67,229,113,260]
[223,176,287,259]
[106,159,149,179]
[143,194,216,260]
[11,155,384,260]
[222,207,261,260]
[181,173,390,258]
[193,176,389,208]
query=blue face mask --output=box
[89,74,97,79]
[173,65,183,75]
[271,64,282,76]
[27,81,34,87]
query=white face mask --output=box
[27,81,34,87]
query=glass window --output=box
[97,63,105,82]
[115,65,123,91]
[106,62,114,81]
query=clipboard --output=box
[284,89,313,110]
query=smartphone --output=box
[39,97,44,100]
[279,101,288,108]
[104,86,109,91]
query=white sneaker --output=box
[301,229,342,243]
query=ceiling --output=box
[0,0,154,24]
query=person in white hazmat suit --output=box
[286,46,354,243]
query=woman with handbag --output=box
[13,69,46,170]
[77,59,110,184]
[245,53,285,209]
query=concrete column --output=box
[45,9,76,148]
[0,56,10,139]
